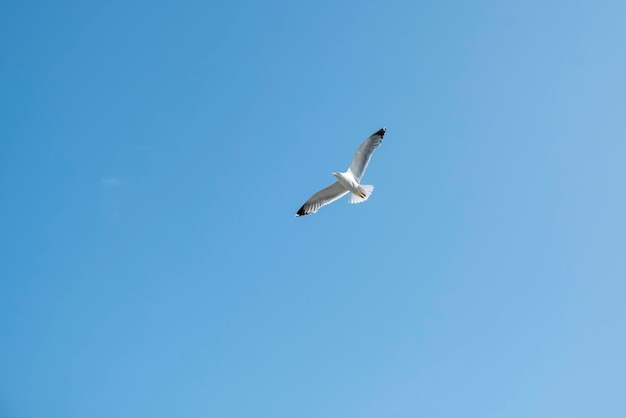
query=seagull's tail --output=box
[349,184,374,204]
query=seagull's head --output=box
[331,172,340,179]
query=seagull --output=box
[295,127,386,217]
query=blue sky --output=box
[2,1,626,417]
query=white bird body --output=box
[332,171,359,192]
[296,127,386,217]
[332,171,372,202]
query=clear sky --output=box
[2,1,626,417]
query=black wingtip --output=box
[295,206,308,217]
[374,127,386,137]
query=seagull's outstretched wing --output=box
[295,182,348,217]
[347,127,386,182]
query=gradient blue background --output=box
[2,1,625,417]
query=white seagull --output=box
[296,127,386,217]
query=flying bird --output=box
[295,127,386,217]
